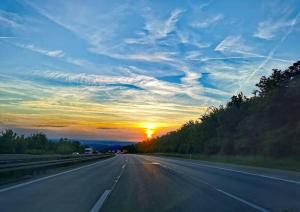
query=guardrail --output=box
[0,154,114,185]
[0,154,103,165]
[0,154,113,173]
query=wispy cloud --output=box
[17,43,65,58]
[184,51,202,60]
[215,35,253,55]
[146,9,184,40]
[253,3,299,40]
[0,10,22,28]
[0,36,16,39]
[125,9,184,45]
[96,127,117,130]
[34,125,66,128]
[126,52,176,62]
[254,17,298,40]
[191,14,223,28]
[197,55,293,63]
[29,67,223,106]
[87,50,177,63]
[177,31,211,48]
[237,11,300,93]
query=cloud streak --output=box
[215,35,253,55]
[191,14,223,28]
[17,43,65,58]
[253,4,299,40]
[254,18,297,40]
[237,10,300,93]
[127,8,184,44]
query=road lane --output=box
[0,155,126,212]
[0,154,299,212]
[103,155,300,212]
[103,155,256,212]
[144,155,300,211]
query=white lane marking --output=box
[145,158,270,212]
[216,188,270,212]
[90,161,128,211]
[0,156,116,193]
[90,190,111,212]
[151,162,160,165]
[141,162,161,165]
[189,162,300,185]
[151,156,300,185]
[111,163,126,189]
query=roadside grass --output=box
[151,153,300,172]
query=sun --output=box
[144,123,156,139]
[146,128,154,139]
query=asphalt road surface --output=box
[0,154,299,212]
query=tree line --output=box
[124,61,300,158]
[0,129,85,154]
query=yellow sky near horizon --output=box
[0,84,208,141]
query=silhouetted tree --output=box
[124,61,300,159]
[0,130,85,154]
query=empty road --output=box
[0,154,299,212]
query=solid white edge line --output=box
[90,189,111,212]
[150,156,300,185]
[189,162,300,185]
[144,156,271,212]
[216,188,270,212]
[0,156,116,193]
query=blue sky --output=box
[0,0,299,140]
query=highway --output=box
[0,154,299,212]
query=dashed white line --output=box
[151,162,160,165]
[90,160,128,212]
[0,156,116,193]
[90,190,111,212]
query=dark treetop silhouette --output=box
[125,61,300,159]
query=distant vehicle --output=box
[84,147,94,154]
[72,152,80,155]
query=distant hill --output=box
[79,140,136,151]
[50,138,136,152]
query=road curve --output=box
[0,154,299,212]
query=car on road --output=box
[84,148,94,154]
[72,152,80,155]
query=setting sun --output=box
[146,128,154,139]
[144,123,156,139]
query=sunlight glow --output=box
[146,128,154,139]
[144,123,156,139]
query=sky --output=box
[0,0,300,141]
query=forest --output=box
[0,129,85,154]
[125,61,300,159]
